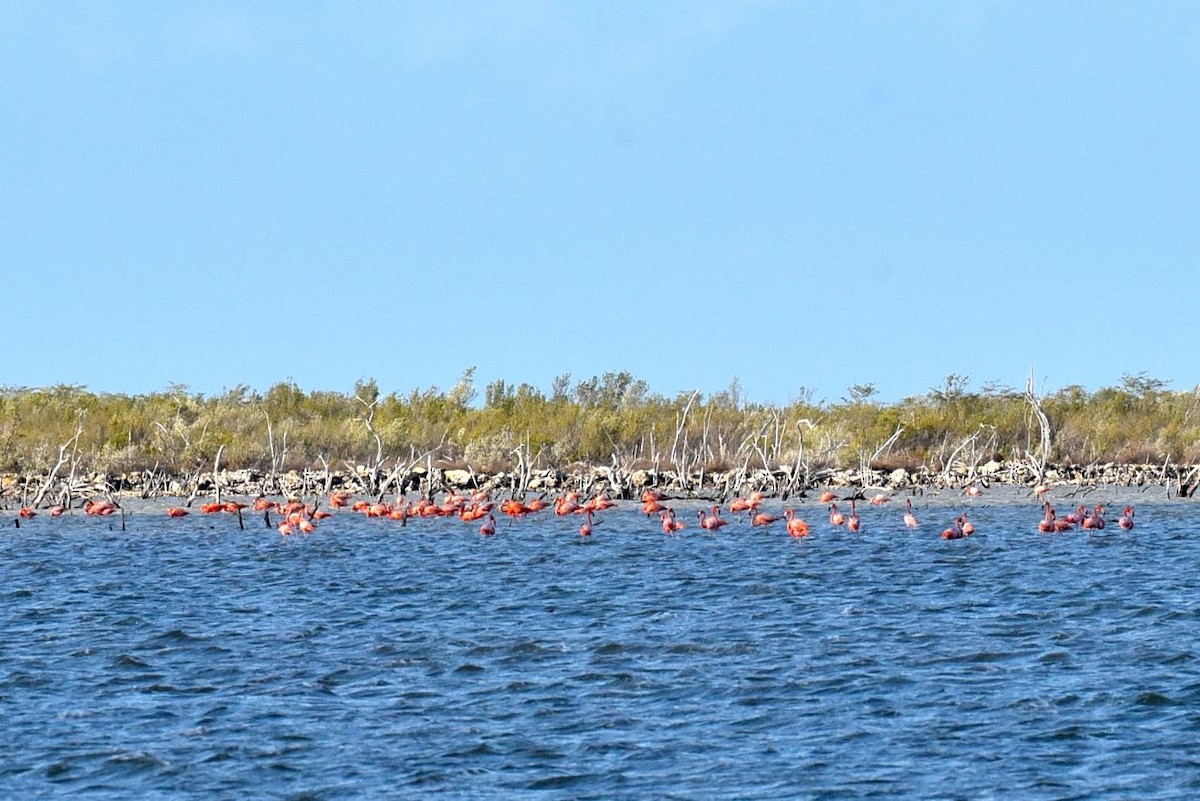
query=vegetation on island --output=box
[0,371,1195,491]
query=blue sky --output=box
[3,1,1197,405]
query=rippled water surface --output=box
[3,494,1199,799]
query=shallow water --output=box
[2,494,1198,799]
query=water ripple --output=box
[1,498,1198,798]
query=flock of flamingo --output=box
[13,485,1137,540]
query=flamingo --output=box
[818,491,838,503]
[84,499,118,516]
[1038,503,1055,533]
[1119,506,1135,530]
[960,513,975,536]
[699,505,729,531]
[784,508,810,538]
[1082,504,1106,530]
[847,500,861,533]
[728,496,753,515]
[1039,503,1072,533]
[166,507,188,517]
[579,510,595,538]
[642,498,669,516]
[903,498,918,529]
[869,493,889,506]
[828,503,845,528]
[19,507,36,518]
[942,516,966,540]
[582,494,615,513]
[751,511,781,527]
[661,509,685,534]
[555,492,581,516]
[965,485,983,498]
[479,513,497,537]
[48,505,65,516]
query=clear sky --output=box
[3,1,1197,405]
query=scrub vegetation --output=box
[0,370,1195,482]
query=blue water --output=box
[2,496,1198,799]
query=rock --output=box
[630,469,654,488]
[889,468,910,487]
[444,469,475,488]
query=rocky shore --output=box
[3,458,1198,507]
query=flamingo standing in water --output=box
[1038,503,1055,533]
[751,511,781,527]
[903,498,919,529]
[479,513,497,537]
[661,509,685,534]
[960,513,975,536]
[579,510,595,538]
[642,498,669,516]
[784,508,810,538]
[728,496,753,515]
[699,505,729,531]
[1038,503,1073,533]
[1119,506,1135,530]
[846,500,861,533]
[1082,504,1106,530]
[828,503,845,528]
[942,516,966,540]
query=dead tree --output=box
[1025,370,1053,484]
[29,421,84,509]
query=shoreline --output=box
[3,459,1197,509]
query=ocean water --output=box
[1,493,1198,799]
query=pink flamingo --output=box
[661,509,685,534]
[579,510,595,538]
[847,500,861,533]
[1038,502,1054,533]
[699,505,729,531]
[751,511,781,527]
[942,516,966,540]
[1082,504,1105,530]
[903,498,918,529]
[828,503,845,527]
[479,513,497,537]
[1119,506,1135,530]
[784,508,810,538]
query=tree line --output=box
[0,370,1194,480]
